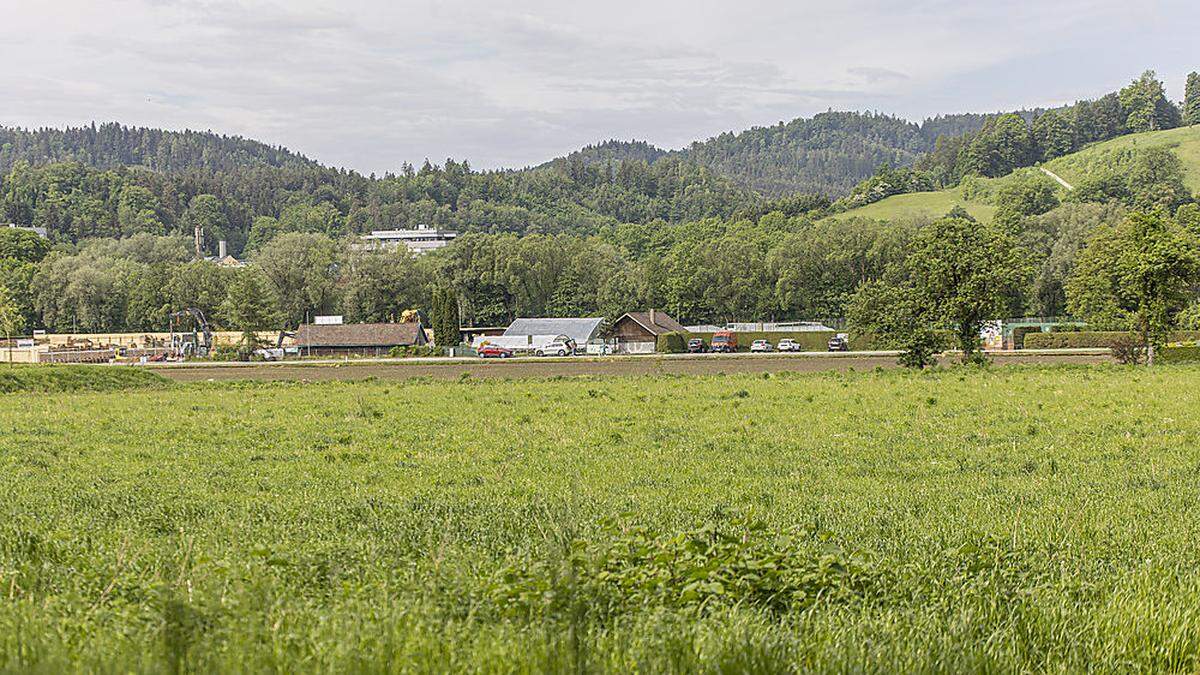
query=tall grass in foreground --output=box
[2,365,1200,672]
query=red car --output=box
[477,344,514,359]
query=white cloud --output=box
[1,0,1196,172]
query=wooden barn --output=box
[610,309,687,353]
[294,322,427,357]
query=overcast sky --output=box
[2,1,1196,173]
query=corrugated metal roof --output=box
[504,318,605,344]
[296,322,427,348]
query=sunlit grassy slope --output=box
[826,184,998,224]
[5,366,1200,671]
[1045,124,1200,194]
[829,124,1200,224]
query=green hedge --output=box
[0,365,169,394]
[1011,326,1041,350]
[1159,345,1200,363]
[656,332,688,353]
[1025,331,1200,349]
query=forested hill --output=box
[0,111,1015,205]
[538,140,668,170]
[0,69,1189,255]
[0,123,319,175]
[676,111,1010,196]
[541,112,1003,197]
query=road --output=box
[151,349,1112,383]
[1039,166,1075,191]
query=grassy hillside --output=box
[6,366,1200,671]
[1044,124,1200,193]
[829,125,1200,224]
[826,184,999,224]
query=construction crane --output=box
[168,308,213,358]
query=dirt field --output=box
[153,351,1112,382]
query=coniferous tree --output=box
[430,287,460,347]
[1032,110,1075,160]
[1185,72,1200,126]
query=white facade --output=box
[472,334,571,353]
[5,223,48,238]
[358,225,457,255]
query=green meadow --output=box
[830,125,1200,225]
[3,365,1200,672]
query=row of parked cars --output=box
[687,333,850,353]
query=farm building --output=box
[294,322,427,356]
[611,310,687,353]
[503,318,605,347]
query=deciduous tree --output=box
[849,215,1026,366]
[1066,211,1200,364]
[0,283,25,366]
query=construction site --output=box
[0,308,286,364]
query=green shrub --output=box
[487,518,879,620]
[0,366,169,394]
[1110,334,1147,365]
[854,330,954,353]
[388,345,441,358]
[1025,331,1200,349]
[656,332,688,353]
[1159,345,1200,363]
[1010,326,1043,350]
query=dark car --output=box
[477,344,514,358]
[687,338,708,353]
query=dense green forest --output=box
[1,70,1198,341]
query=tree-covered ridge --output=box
[0,154,763,255]
[677,111,932,197]
[0,122,318,175]
[538,140,668,170]
[0,112,999,214]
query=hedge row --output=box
[1011,326,1041,349]
[1024,331,1200,349]
[1159,345,1200,363]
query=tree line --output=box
[0,155,768,257]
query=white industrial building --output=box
[357,225,457,255]
[4,223,48,238]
